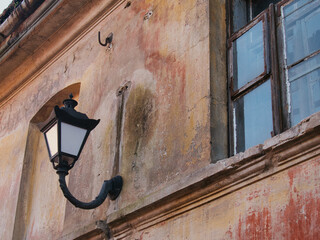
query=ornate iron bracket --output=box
[56,164,122,209]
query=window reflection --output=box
[252,0,281,18]
[232,0,281,32]
[284,0,320,65]
[283,0,320,125]
[289,54,320,125]
[233,21,265,90]
[234,80,273,153]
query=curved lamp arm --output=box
[57,168,123,210]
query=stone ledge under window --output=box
[103,111,320,238]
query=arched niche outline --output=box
[12,83,81,240]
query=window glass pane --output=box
[289,53,320,126]
[284,0,320,66]
[233,21,265,90]
[232,0,281,32]
[233,0,248,32]
[283,0,313,16]
[234,80,273,153]
[61,122,87,156]
[288,50,320,80]
[45,123,58,157]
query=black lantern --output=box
[41,94,122,209]
[41,95,100,170]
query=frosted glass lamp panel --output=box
[61,122,87,156]
[45,123,58,157]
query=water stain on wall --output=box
[123,84,157,159]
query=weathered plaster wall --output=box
[23,128,66,239]
[1,0,319,239]
[0,127,27,240]
[118,0,211,204]
[122,156,320,240]
[0,0,212,239]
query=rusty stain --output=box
[279,161,320,239]
[224,225,233,239]
[240,207,271,240]
[281,192,320,239]
[233,158,320,240]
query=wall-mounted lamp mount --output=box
[41,94,122,209]
[98,31,113,48]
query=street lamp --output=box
[41,94,122,209]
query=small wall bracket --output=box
[98,32,113,48]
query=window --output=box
[228,0,320,154]
[283,0,320,126]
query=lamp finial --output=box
[63,93,78,109]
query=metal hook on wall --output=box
[98,32,113,48]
